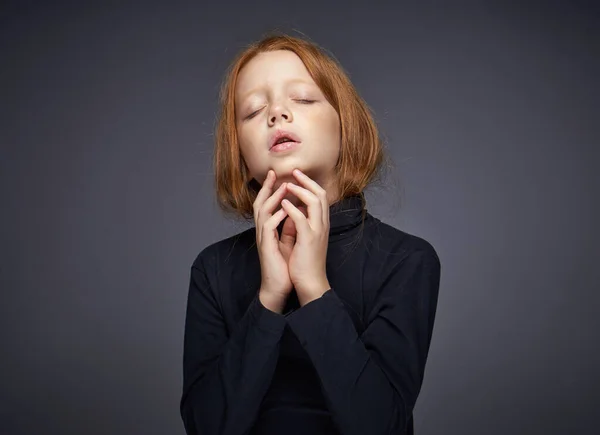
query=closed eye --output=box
[245,108,263,120]
[244,100,315,120]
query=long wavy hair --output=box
[213,31,392,222]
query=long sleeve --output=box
[285,249,441,435]
[180,252,287,435]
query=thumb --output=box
[280,204,307,244]
[280,215,297,250]
[279,205,308,261]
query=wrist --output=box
[298,281,331,306]
[259,289,286,314]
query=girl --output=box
[180,32,441,435]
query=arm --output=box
[286,249,441,435]
[180,253,287,435]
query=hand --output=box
[280,169,331,306]
[253,170,294,312]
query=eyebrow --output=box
[239,78,314,101]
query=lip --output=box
[269,129,302,150]
[270,141,300,153]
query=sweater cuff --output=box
[248,293,287,334]
[286,289,346,346]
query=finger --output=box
[285,182,321,229]
[254,170,275,215]
[257,184,288,243]
[260,182,289,221]
[261,208,288,246]
[255,171,277,242]
[281,199,310,239]
[291,169,329,224]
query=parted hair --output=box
[213,31,390,221]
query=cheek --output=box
[236,127,253,163]
[306,104,340,136]
[319,107,341,143]
[239,123,265,146]
[236,126,255,154]
[236,126,266,174]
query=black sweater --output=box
[180,193,441,435]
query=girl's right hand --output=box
[253,170,293,312]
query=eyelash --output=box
[245,99,316,120]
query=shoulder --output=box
[367,215,441,269]
[363,218,441,310]
[190,226,257,271]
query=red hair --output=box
[213,31,392,221]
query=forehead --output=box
[235,50,315,96]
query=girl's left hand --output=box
[281,169,331,306]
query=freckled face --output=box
[235,50,341,201]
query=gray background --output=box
[1,1,598,434]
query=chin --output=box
[271,163,305,178]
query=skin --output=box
[234,49,341,209]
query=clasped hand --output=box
[280,169,331,306]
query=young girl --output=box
[180,32,441,435]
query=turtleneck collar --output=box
[328,192,367,240]
[277,192,367,242]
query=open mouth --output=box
[269,130,302,150]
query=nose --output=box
[268,103,292,125]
